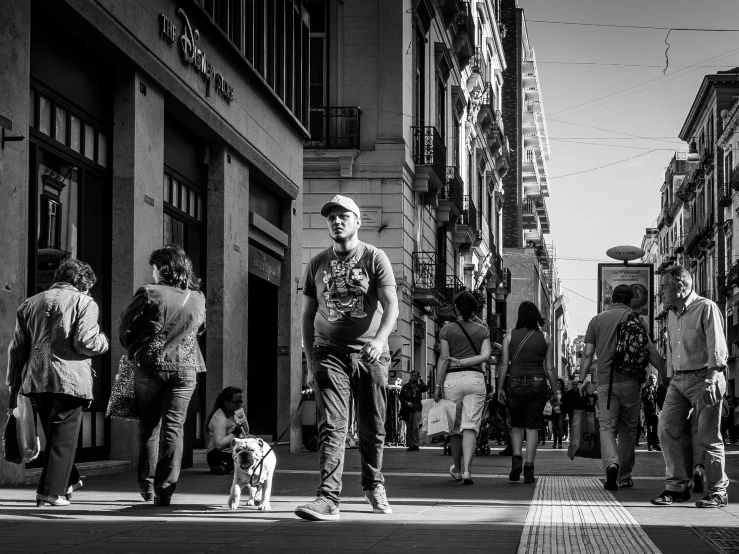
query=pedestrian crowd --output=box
[3,195,733,518]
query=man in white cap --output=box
[295,195,399,521]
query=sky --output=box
[517,0,739,336]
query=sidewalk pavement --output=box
[1,442,739,553]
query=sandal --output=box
[449,465,462,481]
[462,471,474,485]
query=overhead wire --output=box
[550,149,660,179]
[526,19,739,32]
[547,46,739,118]
[503,253,598,304]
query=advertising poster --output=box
[598,263,654,336]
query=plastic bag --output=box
[421,399,455,444]
[14,395,40,463]
[567,409,601,460]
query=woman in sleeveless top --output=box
[496,301,557,484]
[434,292,491,485]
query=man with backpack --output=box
[651,266,729,508]
[579,285,664,491]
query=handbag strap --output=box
[132,289,192,359]
[510,330,535,365]
[454,321,479,355]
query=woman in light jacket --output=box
[7,259,109,506]
[119,244,206,506]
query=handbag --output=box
[106,355,139,421]
[107,289,192,421]
[543,401,553,417]
[567,409,602,460]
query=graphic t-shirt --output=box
[302,241,396,353]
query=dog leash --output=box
[249,396,305,488]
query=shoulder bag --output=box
[106,290,192,421]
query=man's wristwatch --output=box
[704,379,717,384]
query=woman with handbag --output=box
[6,259,109,506]
[497,301,557,484]
[434,291,491,485]
[119,244,206,506]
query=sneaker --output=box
[365,484,392,514]
[696,492,728,508]
[604,464,619,491]
[295,497,340,521]
[650,489,691,506]
[693,466,705,494]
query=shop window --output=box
[70,115,81,153]
[55,106,67,144]
[84,123,95,161]
[39,95,51,135]
[97,133,107,168]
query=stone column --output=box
[206,146,250,408]
[0,0,31,487]
[109,69,164,462]
[277,191,303,452]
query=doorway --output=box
[247,275,279,438]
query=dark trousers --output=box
[136,370,196,499]
[313,346,389,506]
[207,448,235,472]
[34,393,87,497]
[646,413,660,448]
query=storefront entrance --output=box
[27,109,112,463]
[247,274,279,439]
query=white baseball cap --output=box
[320,195,361,218]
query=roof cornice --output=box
[679,74,739,140]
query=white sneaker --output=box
[365,484,392,514]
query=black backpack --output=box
[607,312,649,409]
[612,312,650,375]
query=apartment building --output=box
[301,0,511,388]
[498,0,564,365]
[650,69,739,392]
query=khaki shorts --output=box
[443,370,486,435]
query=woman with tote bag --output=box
[434,291,491,485]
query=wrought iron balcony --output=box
[412,126,447,184]
[411,251,444,307]
[683,216,704,251]
[728,261,739,288]
[719,184,732,207]
[701,147,714,167]
[439,275,465,305]
[305,107,360,149]
[472,46,488,80]
[522,196,539,230]
[439,166,465,216]
[460,195,478,237]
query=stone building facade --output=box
[301,0,511,390]
[0,0,307,486]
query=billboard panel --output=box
[597,263,654,336]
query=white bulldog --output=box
[228,437,276,511]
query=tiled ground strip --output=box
[518,476,662,554]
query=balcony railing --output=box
[305,107,360,149]
[472,46,488,80]
[481,81,494,107]
[412,126,447,181]
[440,275,465,305]
[683,216,704,251]
[719,183,732,207]
[412,251,438,290]
[728,261,739,288]
[501,267,511,292]
[440,166,465,214]
[461,195,478,236]
[701,147,714,167]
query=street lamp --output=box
[687,140,700,162]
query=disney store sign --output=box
[159,9,235,103]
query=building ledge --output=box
[304,148,360,177]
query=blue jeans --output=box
[597,380,640,481]
[658,370,728,494]
[135,369,196,498]
[313,345,389,506]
